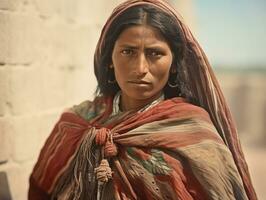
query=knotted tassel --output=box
[104,140,118,157]
[95,128,108,145]
[95,128,118,158]
[94,159,112,185]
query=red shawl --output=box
[29,97,250,199]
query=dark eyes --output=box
[121,49,134,55]
[120,49,164,58]
[147,49,163,57]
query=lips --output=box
[128,80,151,85]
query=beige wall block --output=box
[32,0,121,24]
[7,66,94,115]
[0,12,41,65]
[0,0,22,11]
[0,118,10,163]
[32,0,65,18]
[4,162,34,200]
[34,22,98,70]
[0,68,8,116]
[10,115,42,162]
[8,67,43,115]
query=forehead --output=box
[115,25,167,45]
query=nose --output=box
[134,53,149,77]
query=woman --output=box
[29,0,257,199]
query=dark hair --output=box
[94,4,191,100]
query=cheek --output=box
[113,66,130,89]
[152,60,172,81]
[112,55,125,80]
[114,65,128,80]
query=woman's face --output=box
[111,25,173,110]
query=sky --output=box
[193,0,266,67]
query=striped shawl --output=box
[29,97,248,200]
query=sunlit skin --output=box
[111,25,173,111]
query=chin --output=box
[128,91,162,101]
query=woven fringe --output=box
[51,127,100,200]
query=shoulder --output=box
[159,97,211,119]
[68,96,110,121]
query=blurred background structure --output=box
[0,0,265,199]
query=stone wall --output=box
[0,0,123,199]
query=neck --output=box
[120,92,163,112]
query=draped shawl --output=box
[29,0,256,199]
[30,97,251,200]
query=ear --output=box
[109,64,114,69]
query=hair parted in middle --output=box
[94,4,194,102]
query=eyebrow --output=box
[118,44,139,49]
[117,44,166,50]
